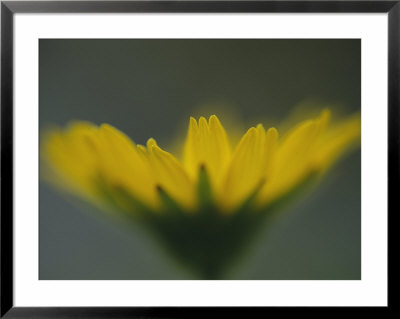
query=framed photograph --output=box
[1,0,395,316]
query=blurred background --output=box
[39,39,361,279]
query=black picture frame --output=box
[1,0,396,317]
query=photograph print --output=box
[39,39,361,280]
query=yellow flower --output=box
[43,111,358,213]
[41,110,360,215]
[40,109,360,278]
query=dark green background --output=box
[39,39,361,279]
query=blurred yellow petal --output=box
[94,124,158,209]
[146,138,195,210]
[259,110,330,205]
[42,122,159,210]
[312,113,361,170]
[219,125,278,212]
[41,122,101,200]
[183,115,231,190]
[183,117,199,179]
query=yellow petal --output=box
[183,115,231,191]
[219,125,278,212]
[43,123,172,211]
[208,115,231,174]
[96,125,159,209]
[259,116,322,205]
[41,122,101,200]
[136,144,148,156]
[263,127,280,180]
[147,138,195,210]
[312,113,361,170]
[257,109,358,206]
[183,117,199,179]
